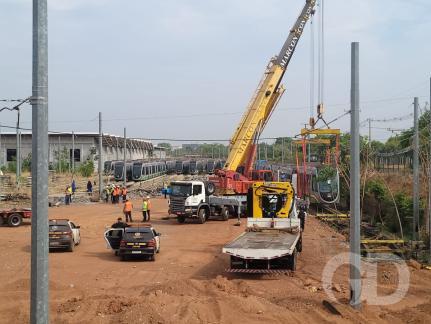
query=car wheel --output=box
[67,241,75,252]
[198,208,206,224]
[150,253,156,261]
[120,254,126,261]
[8,213,22,227]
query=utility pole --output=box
[349,42,361,310]
[413,97,419,241]
[71,131,75,175]
[368,118,371,149]
[58,136,61,173]
[429,76,431,259]
[281,137,285,164]
[98,112,103,199]
[30,0,49,322]
[0,124,2,167]
[16,108,21,186]
[123,128,126,186]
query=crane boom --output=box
[223,0,316,182]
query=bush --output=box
[366,179,386,201]
[79,160,94,177]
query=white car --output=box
[49,219,81,252]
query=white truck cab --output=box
[169,180,242,224]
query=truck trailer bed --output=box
[223,230,299,260]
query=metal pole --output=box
[30,0,49,322]
[98,112,103,199]
[58,136,61,173]
[413,97,419,241]
[123,127,126,186]
[0,124,2,167]
[72,131,75,175]
[349,42,361,309]
[368,118,371,149]
[429,76,431,258]
[16,109,21,186]
[282,137,285,164]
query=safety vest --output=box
[123,201,133,212]
[122,188,127,195]
[142,201,148,211]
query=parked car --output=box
[49,219,81,252]
[104,224,161,261]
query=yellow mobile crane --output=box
[213,0,316,195]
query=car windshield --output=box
[49,225,70,232]
[171,184,192,197]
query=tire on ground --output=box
[296,234,303,253]
[288,248,297,271]
[221,207,230,221]
[67,241,75,252]
[177,216,185,223]
[198,208,207,224]
[8,213,22,227]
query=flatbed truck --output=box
[223,182,303,273]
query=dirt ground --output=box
[1,198,431,324]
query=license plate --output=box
[132,251,141,254]
[50,241,60,246]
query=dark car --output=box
[104,224,161,261]
[49,219,81,252]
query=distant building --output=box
[0,132,165,171]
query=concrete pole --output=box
[98,112,103,199]
[429,76,431,258]
[282,137,285,164]
[413,97,419,241]
[123,127,126,186]
[368,118,371,149]
[30,0,49,322]
[0,124,2,167]
[16,109,21,186]
[58,136,61,173]
[349,42,361,309]
[72,131,75,175]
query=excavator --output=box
[212,0,316,195]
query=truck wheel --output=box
[8,213,22,227]
[177,216,185,223]
[221,207,230,221]
[288,249,297,271]
[198,208,207,224]
[297,234,303,253]
[0,217,5,226]
[120,254,126,261]
[67,241,75,252]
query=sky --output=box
[0,0,430,146]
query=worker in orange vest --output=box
[123,198,133,222]
[122,186,127,202]
[114,186,120,204]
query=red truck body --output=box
[0,208,32,227]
